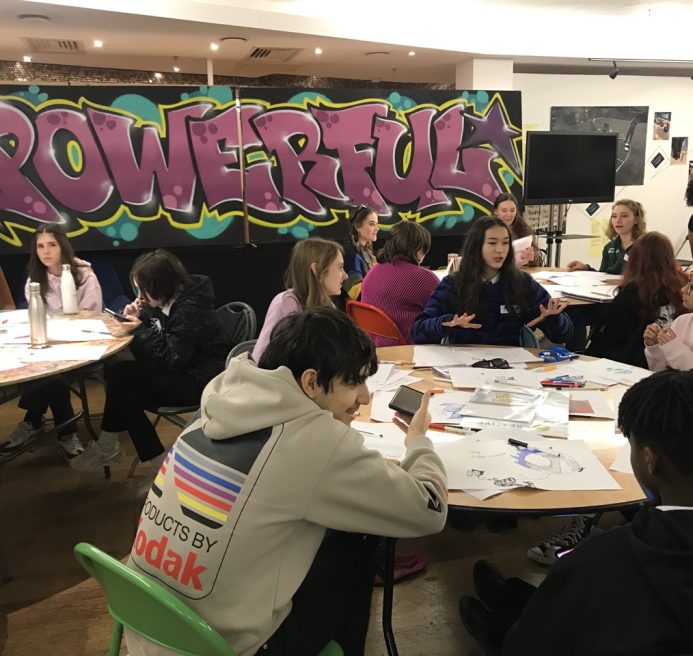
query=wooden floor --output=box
[0,381,625,655]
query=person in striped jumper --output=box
[361,221,440,346]
[412,216,572,346]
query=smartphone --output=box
[388,385,424,417]
[104,307,129,322]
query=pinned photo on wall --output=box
[689,161,693,181]
[671,137,688,165]
[648,145,670,178]
[584,202,601,217]
[653,112,671,140]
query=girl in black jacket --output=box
[70,250,231,471]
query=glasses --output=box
[471,358,510,369]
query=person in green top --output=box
[563,199,647,353]
[567,199,647,274]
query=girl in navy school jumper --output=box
[412,216,572,345]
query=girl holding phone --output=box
[0,225,102,460]
[70,249,230,471]
[253,238,348,361]
[412,216,572,345]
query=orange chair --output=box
[346,300,406,345]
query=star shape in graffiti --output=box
[462,101,521,173]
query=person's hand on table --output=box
[123,298,143,318]
[393,390,432,447]
[657,326,678,346]
[526,298,568,328]
[442,313,482,329]
[567,260,590,271]
[643,323,662,347]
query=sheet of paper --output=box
[450,367,548,390]
[436,438,620,492]
[370,390,397,422]
[0,309,29,325]
[0,349,25,371]
[559,285,618,302]
[552,360,620,387]
[609,441,633,474]
[17,343,109,362]
[353,421,407,461]
[47,319,114,342]
[412,345,479,368]
[568,390,614,419]
[570,359,652,387]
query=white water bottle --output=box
[28,282,48,348]
[60,264,78,314]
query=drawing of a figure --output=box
[436,402,465,420]
[467,469,536,488]
[512,447,584,474]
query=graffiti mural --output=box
[0,85,522,252]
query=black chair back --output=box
[215,302,257,347]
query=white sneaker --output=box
[0,421,43,458]
[57,433,84,459]
[69,439,122,471]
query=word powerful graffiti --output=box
[0,91,522,246]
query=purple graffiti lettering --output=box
[254,109,345,214]
[373,108,447,210]
[0,103,63,224]
[88,104,208,213]
[431,104,502,203]
[189,105,286,213]
[33,108,112,213]
[313,103,387,214]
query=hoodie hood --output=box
[629,506,693,627]
[200,353,325,440]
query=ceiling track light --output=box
[609,61,619,79]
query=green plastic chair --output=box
[74,542,343,656]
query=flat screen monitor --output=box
[523,131,617,205]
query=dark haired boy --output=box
[459,369,693,655]
[127,307,447,656]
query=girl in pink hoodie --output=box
[644,275,693,371]
[0,225,103,462]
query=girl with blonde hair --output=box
[253,238,347,360]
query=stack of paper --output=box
[556,359,651,387]
[450,367,549,390]
[366,364,420,394]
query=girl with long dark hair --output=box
[412,217,572,345]
[342,205,379,300]
[0,225,102,460]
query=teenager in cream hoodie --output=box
[127,308,447,656]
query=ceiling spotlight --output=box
[173,65,180,73]
[23,55,32,63]
[93,39,103,48]
[210,42,219,51]
[609,61,619,79]
[408,50,416,56]
[314,47,323,55]
[153,72,162,79]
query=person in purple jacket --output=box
[361,220,440,346]
[253,238,348,362]
[412,216,572,346]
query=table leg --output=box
[381,537,399,656]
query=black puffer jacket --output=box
[130,275,231,386]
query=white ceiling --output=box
[0,0,691,83]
